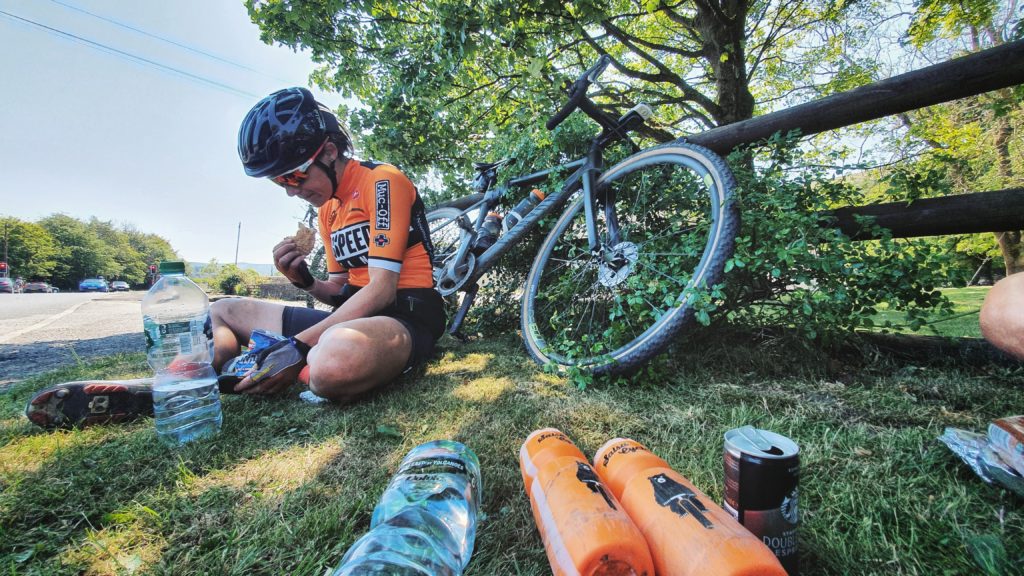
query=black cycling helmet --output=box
[237,87,343,178]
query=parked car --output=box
[23,281,53,293]
[110,280,130,292]
[0,277,15,294]
[78,278,109,292]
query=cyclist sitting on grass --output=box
[26,87,445,428]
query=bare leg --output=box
[209,298,287,371]
[306,316,413,404]
[980,272,1024,360]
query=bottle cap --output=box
[158,261,186,275]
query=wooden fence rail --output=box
[689,40,1024,156]
[685,39,1024,239]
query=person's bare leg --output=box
[209,298,287,371]
[305,316,412,403]
[980,272,1024,360]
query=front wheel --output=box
[521,141,739,375]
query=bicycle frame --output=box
[433,56,653,337]
[436,136,630,337]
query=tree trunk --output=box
[695,0,755,126]
[992,103,1022,276]
[996,230,1024,275]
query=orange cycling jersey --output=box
[318,160,435,289]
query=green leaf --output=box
[526,56,545,77]
[377,424,402,438]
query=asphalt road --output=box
[0,291,146,387]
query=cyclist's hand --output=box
[273,238,315,289]
[234,337,311,396]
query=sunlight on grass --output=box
[871,286,988,338]
[62,524,166,576]
[425,352,493,375]
[0,430,108,475]
[452,376,513,402]
[3,333,1022,574]
[184,442,343,497]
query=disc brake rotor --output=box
[598,242,638,288]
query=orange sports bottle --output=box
[519,428,654,576]
[593,438,787,576]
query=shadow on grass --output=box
[1,331,1023,575]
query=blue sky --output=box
[0,0,340,265]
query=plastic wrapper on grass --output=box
[988,415,1024,476]
[939,427,1024,497]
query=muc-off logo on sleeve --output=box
[375,181,391,230]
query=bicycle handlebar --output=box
[545,55,612,131]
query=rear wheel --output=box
[521,141,739,375]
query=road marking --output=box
[0,300,92,344]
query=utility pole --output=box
[234,221,241,266]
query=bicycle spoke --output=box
[523,144,736,374]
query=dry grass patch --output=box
[183,442,343,498]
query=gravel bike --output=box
[430,56,740,376]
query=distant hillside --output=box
[189,262,275,277]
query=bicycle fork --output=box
[580,145,634,286]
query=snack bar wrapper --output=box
[939,426,1024,497]
[988,416,1024,476]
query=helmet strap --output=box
[314,159,338,193]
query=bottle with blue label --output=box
[141,261,221,445]
[332,440,482,575]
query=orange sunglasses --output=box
[270,138,328,187]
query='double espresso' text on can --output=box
[723,426,799,575]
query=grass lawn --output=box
[1,328,1022,575]
[871,287,989,338]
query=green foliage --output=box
[721,138,959,340]
[907,0,1001,47]
[247,0,864,191]
[215,264,264,296]
[0,214,180,290]
[0,217,58,281]
[38,214,120,289]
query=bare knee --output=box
[210,297,254,325]
[980,273,1024,359]
[306,323,409,403]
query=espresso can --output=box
[723,426,800,575]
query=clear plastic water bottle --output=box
[502,188,545,232]
[153,362,221,445]
[141,261,221,445]
[332,440,482,576]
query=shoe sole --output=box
[25,378,155,429]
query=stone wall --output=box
[258,277,307,302]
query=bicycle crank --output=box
[435,253,476,296]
